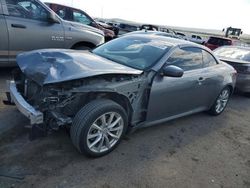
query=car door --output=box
[0,0,9,66]
[199,49,223,105]
[146,46,207,123]
[3,0,64,64]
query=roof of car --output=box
[127,30,171,35]
[123,34,201,47]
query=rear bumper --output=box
[236,74,250,92]
[7,80,44,124]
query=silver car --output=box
[6,35,236,157]
[214,46,250,94]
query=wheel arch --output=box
[87,92,133,125]
[71,41,96,49]
[207,84,234,111]
[225,84,234,96]
[66,92,133,125]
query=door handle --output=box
[197,77,205,85]
[11,24,26,29]
[198,77,205,81]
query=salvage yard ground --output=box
[0,68,250,188]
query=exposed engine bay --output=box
[11,68,154,138]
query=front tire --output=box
[70,99,128,157]
[208,87,231,116]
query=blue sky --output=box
[41,0,250,34]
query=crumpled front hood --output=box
[16,49,142,85]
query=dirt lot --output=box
[0,68,250,188]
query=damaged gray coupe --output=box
[6,35,237,157]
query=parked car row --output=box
[2,0,248,68]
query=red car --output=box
[45,3,115,42]
[204,36,234,50]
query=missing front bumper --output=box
[7,80,44,125]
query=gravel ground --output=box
[0,68,249,188]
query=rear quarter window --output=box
[202,50,218,67]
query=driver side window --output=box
[72,10,92,25]
[6,0,48,21]
[167,47,203,71]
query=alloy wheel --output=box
[215,89,230,114]
[86,112,124,153]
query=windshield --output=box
[92,36,171,70]
[214,47,250,62]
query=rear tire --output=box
[208,87,231,116]
[70,99,128,157]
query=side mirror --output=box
[161,65,184,77]
[90,21,98,27]
[48,13,60,24]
